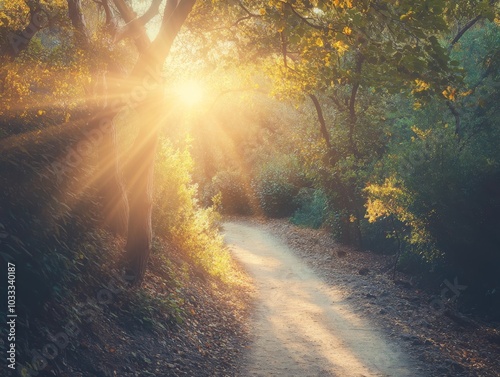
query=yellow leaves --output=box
[364,178,405,223]
[413,102,422,110]
[259,8,266,15]
[324,54,331,67]
[364,177,430,247]
[0,1,30,29]
[333,0,353,9]
[315,37,324,47]
[413,79,430,92]
[365,198,389,223]
[442,86,456,101]
[333,40,349,54]
[460,89,473,97]
[400,10,414,21]
[342,26,352,36]
[411,125,431,140]
[1,57,91,118]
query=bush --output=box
[360,217,398,254]
[204,170,253,215]
[253,156,303,218]
[396,250,431,275]
[365,115,500,308]
[290,188,327,228]
[153,140,234,281]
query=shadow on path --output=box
[224,220,423,377]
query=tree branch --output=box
[447,101,461,138]
[349,53,364,118]
[67,0,91,47]
[348,52,364,155]
[286,3,334,32]
[238,1,261,18]
[112,0,151,52]
[101,0,118,33]
[328,93,346,111]
[114,0,163,44]
[449,15,482,50]
[309,94,332,150]
[4,5,46,57]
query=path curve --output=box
[223,220,423,377]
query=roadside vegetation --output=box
[0,0,499,375]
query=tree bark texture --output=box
[122,0,197,284]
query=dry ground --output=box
[225,217,500,377]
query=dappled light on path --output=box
[224,221,422,377]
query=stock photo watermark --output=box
[6,262,16,371]
[47,64,167,184]
[7,10,47,56]
[17,269,134,377]
[0,222,133,376]
[408,276,468,328]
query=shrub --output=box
[253,156,303,218]
[153,140,234,282]
[290,188,327,228]
[204,170,253,215]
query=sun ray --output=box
[171,79,205,107]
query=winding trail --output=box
[223,220,422,377]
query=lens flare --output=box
[174,79,204,107]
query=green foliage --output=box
[204,170,253,215]
[359,217,398,255]
[253,155,304,218]
[153,139,235,282]
[364,20,500,297]
[396,250,431,275]
[291,188,328,229]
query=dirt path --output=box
[223,220,423,377]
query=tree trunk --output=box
[119,0,196,285]
[347,52,364,157]
[94,114,129,236]
[67,0,91,47]
[123,104,160,284]
[4,6,44,57]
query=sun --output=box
[174,79,205,107]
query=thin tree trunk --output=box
[309,94,332,148]
[123,104,160,283]
[94,114,129,236]
[348,52,364,156]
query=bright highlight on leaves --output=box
[442,86,456,101]
[413,79,430,92]
[333,40,349,54]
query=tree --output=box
[199,0,498,247]
[1,0,197,284]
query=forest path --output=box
[223,220,422,377]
